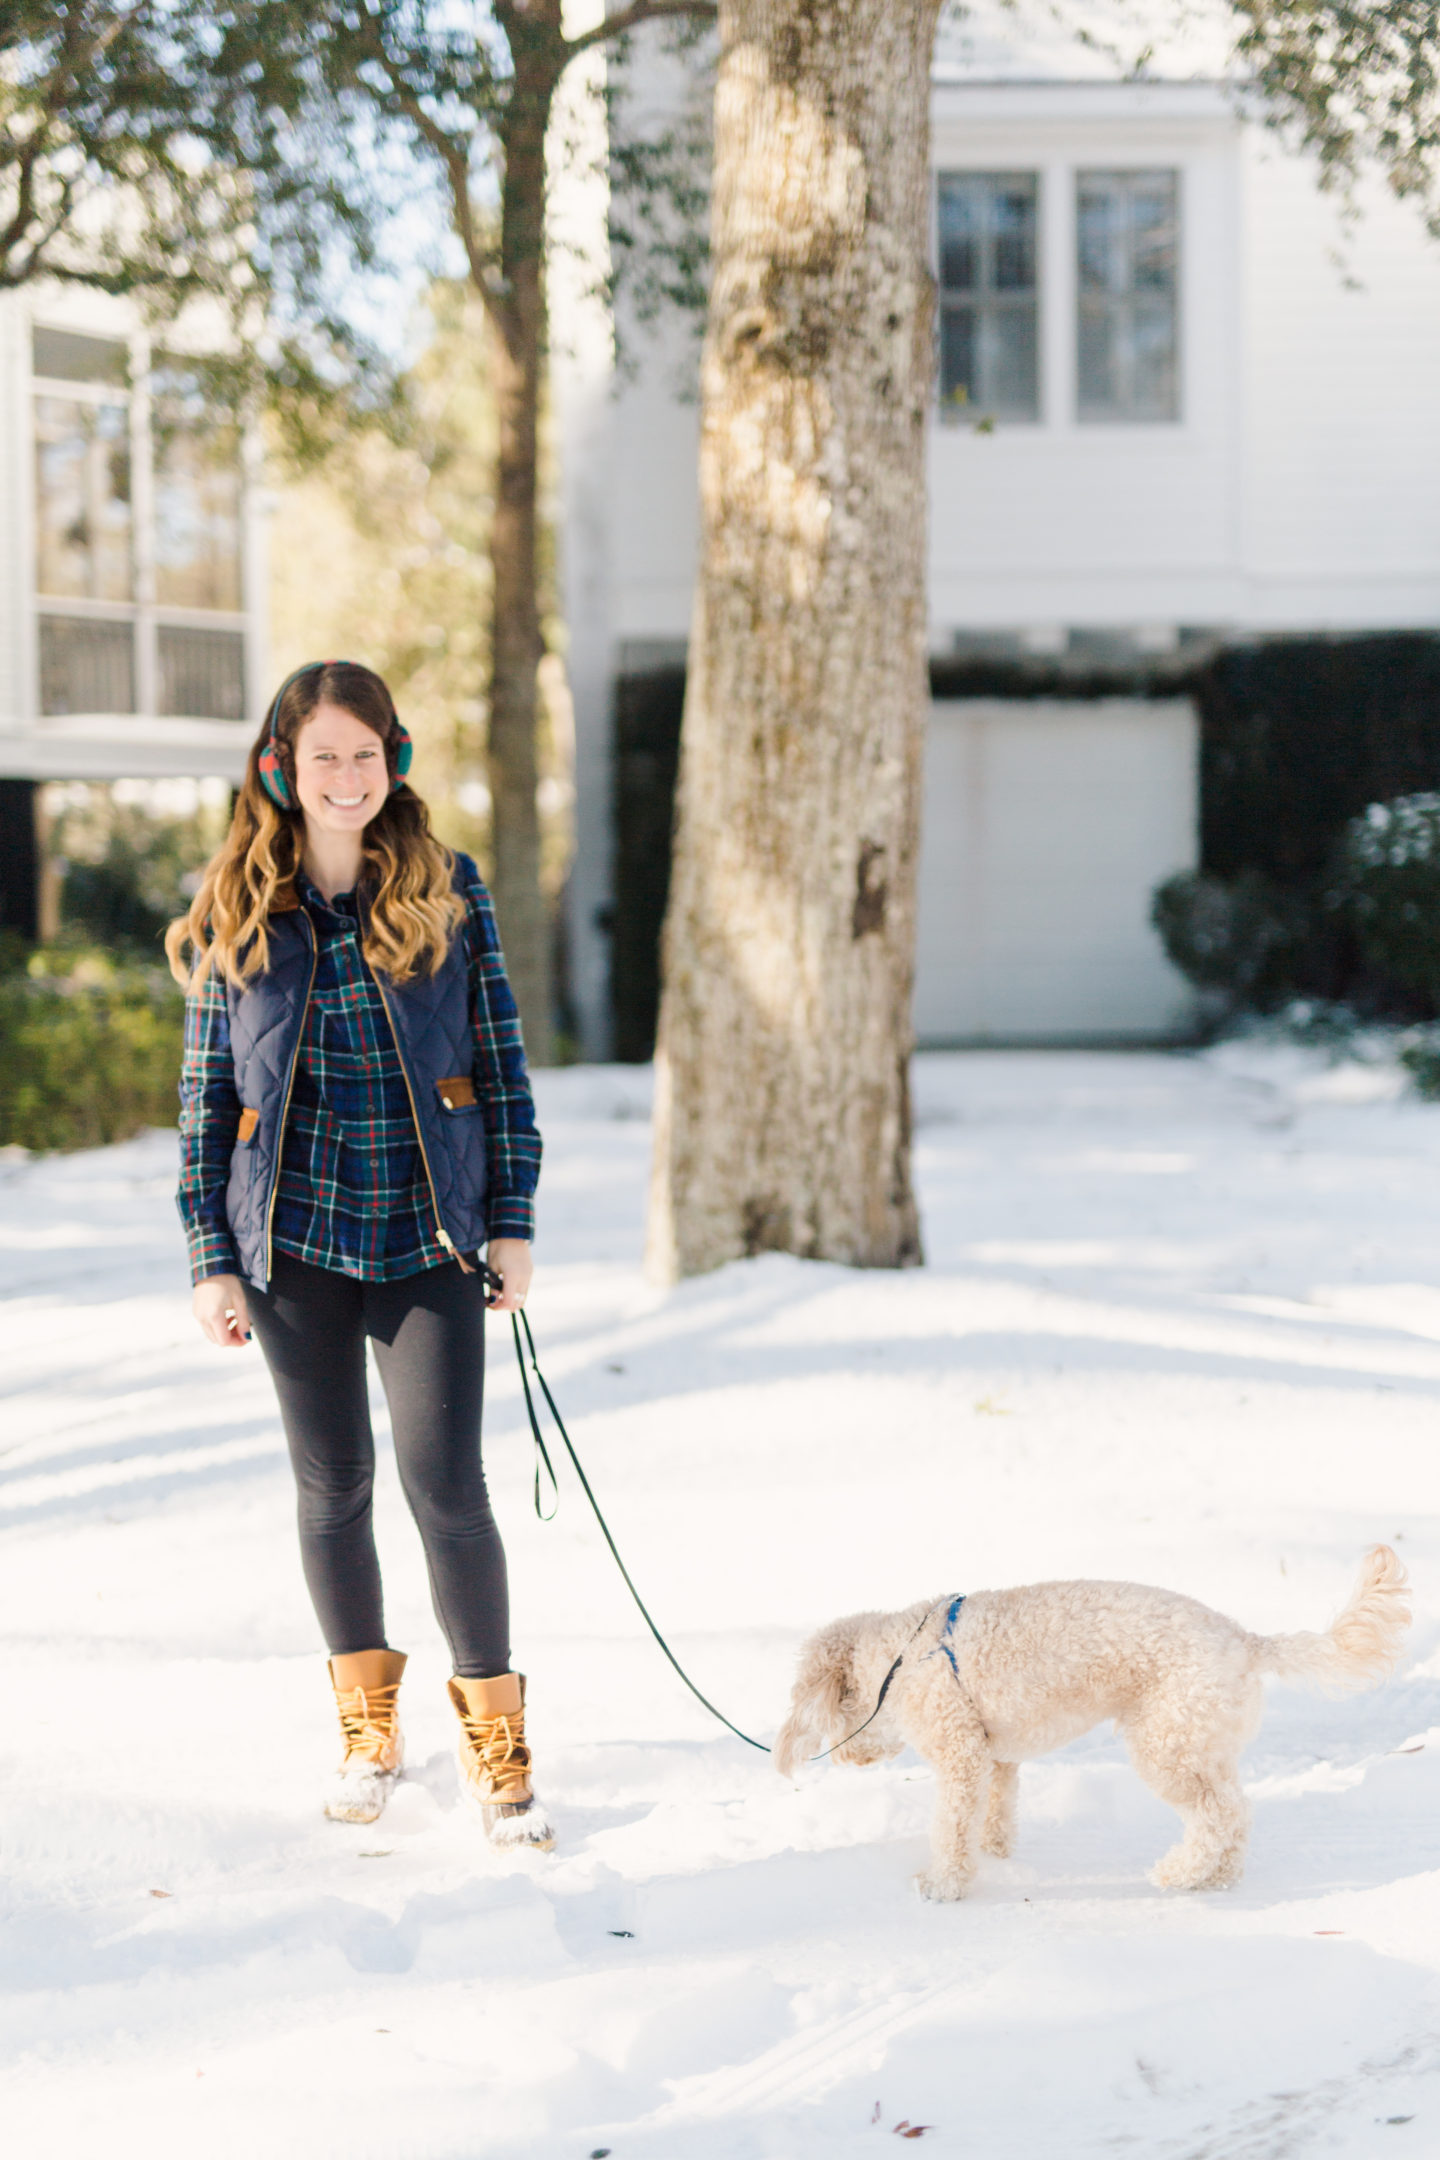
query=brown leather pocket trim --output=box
[237,1106,260,1144]
[436,1074,477,1110]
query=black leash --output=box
[501,1295,953,1765]
[509,1305,770,1751]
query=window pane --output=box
[151,359,244,612]
[992,186,1036,291]
[939,305,977,409]
[1077,307,1119,414]
[1077,181,1120,294]
[1130,301,1178,419]
[1077,170,1178,423]
[937,172,1039,421]
[34,396,134,602]
[985,306,1039,418]
[1131,184,1178,291]
[39,617,135,715]
[158,625,245,719]
[937,177,980,292]
[32,327,128,386]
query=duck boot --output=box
[324,1649,407,1824]
[446,1673,555,1850]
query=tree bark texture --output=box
[646,0,940,1282]
[488,17,560,1067]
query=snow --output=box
[5,1045,1440,2157]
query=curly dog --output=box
[774,1546,1411,1901]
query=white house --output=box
[553,4,1440,1058]
[0,284,265,936]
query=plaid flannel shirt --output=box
[178,854,541,1285]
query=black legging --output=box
[248,1251,508,1677]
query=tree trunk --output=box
[646,0,940,1282]
[488,31,560,1065]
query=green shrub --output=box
[0,948,184,1152]
[1339,794,1440,1012]
[1400,1030,1440,1100]
[1151,869,1311,1012]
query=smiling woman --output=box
[162,660,552,1852]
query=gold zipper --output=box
[372,970,476,1275]
[264,911,320,1283]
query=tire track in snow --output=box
[636,1970,977,2127]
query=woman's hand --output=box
[485,1238,533,1314]
[193,1273,252,1349]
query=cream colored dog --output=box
[774,1547,1410,1901]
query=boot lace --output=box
[458,1708,532,1785]
[336,1682,401,1766]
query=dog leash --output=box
[500,1292,958,1764]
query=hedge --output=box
[1152,635,1440,1017]
[0,949,184,1152]
[1196,634,1440,887]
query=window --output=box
[937,173,1039,422]
[31,326,128,387]
[158,626,245,720]
[39,618,135,716]
[31,325,248,720]
[1076,170,1179,423]
[151,357,244,613]
[34,396,133,604]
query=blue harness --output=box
[925,1593,967,1679]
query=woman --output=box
[167,660,550,1849]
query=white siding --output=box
[0,296,25,739]
[927,84,1242,636]
[612,357,701,643]
[1240,141,1440,619]
[914,698,1197,1041]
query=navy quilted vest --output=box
[224,893,487,1290]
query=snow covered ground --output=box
[6,1046,1440,2159]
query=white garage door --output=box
[914,697,1198,1042]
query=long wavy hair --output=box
[166,662,464,989]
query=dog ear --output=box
[774,1619,858,1777]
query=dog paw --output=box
[1149,1858,1199,1891]
[980,1833,1014,1859]
[915,1869,971,1903]
[1149,1855,1241,1893]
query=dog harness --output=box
[925,1593,967,1679]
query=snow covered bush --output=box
[1399,1031,1440,1100]
[1151,870,1310,1013]
[1340,794,1440,1013]
[0,950,182,1151]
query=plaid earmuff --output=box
[257,661,413,809]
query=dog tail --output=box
[1252,1544,1411,1692]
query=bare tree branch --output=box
[566,0,717,61]
[391,89,512,344]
